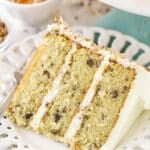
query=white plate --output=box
[100,0,150,17]
[0,27,150,150]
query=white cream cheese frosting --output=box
[101,65,150,150]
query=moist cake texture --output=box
[6,33,73,127]
[6,19,150,150]
[72,62,135,150]
[36,48,103,141]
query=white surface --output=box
[100,0,150,17]
[116,111,150,150]
[0,27,150,150]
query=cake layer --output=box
[34,47,103,141]
[72,62,135,150]
[6,33,72,127]
[100,65,150,150]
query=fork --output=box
[0,71,22,117]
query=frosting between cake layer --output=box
[31,43,77,129]
[64,112,83,141]
[79,50,113,110]
[101,65,150,150]
[64,49,112,141]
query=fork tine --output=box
[0,72,19,118]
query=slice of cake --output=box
[6,19,150,150]
[6,20,80,127]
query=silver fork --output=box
[0,71,22,117]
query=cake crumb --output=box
[87,59,94,67]
[24,113,33,119]
[43,70,50,78]
[51,129,60,135]
[110,90,118,98]
[54,112,62,123]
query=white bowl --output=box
[0,7,13,53]
[0,0,57,26]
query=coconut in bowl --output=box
[0,20,8,45]
[0,8,12,53]
[9,0,46,4]
[0,0,57,27]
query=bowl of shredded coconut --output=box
[0,0,57,26]
[0,16,12,53]
[0,20,8,45]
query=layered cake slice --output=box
[6,19,87,128]
[6,19,150,150]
